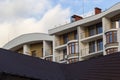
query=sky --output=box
[0,0,120,47]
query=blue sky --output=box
[56,0,120,16]
[0,0,120,47]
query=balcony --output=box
[80,32,103,43]
[45,49,53,57]
[55,55,67,63]
[67,53,79,59]
[55,40,78,50]
[44,56,53,61]
[55,44,67,50]
[80,48,103,59]
[105,42,119,48]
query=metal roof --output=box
[0,48,120,80]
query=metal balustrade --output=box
[80,48,103,57]
[45,49,52,56]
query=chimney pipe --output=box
[95,7,101,14]
[71,15,83,22]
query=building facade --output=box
[3,33,54,61]
[48,2,120,64]
[3,2,120,64]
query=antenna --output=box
[82,0,85,17]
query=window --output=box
[109,32,112,43]
[96,23,102,34]
[89,26,95,36]
[119,20,120,28]
[74,31,78,40]
[87,22,102,37]
[71,43,75,54]
[63,34,68,44]
[68,42,78,54]
[111,22,116,29]
[106,48,118,54]
[63,49,67,60]
[89,41,95,53]
[63,49,67,55]
[114,31,117,42]
[75,43,79,53]
[97,39,103,51]
[106,31,117,44]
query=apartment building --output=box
[2,2,120,64]
[3,33,54,61]
[49,2,120,64]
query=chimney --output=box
[95,7,101,14]
[71,15,83,22]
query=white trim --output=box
[49,3,120,35]
[43,55,53,59]
[55,44,67,50]
[3,33,53,50]
[55,40,78,50]
[81,50,103,58]
[105,29,117,33]
[105,46,118,50]
[68,56,78,60]
[80,33,103,42]
[67,40,78,44]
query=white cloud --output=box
[0,0,51,22]
[39,4,70,31]
[0,3,70,47]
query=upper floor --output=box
[48,2,120,63]
[3,33,54,61]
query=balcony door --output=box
[89,41,95,53]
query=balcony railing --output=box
[45,49,52,56]
[44,56,53,61]
[80,48,103,57]
[55,55,67,63]
[80,32,103,39]
[67,53,79,58]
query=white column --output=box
[52,35,56,61]
[77,26,80,61]
[117,28,120,51]
[77,26,84,61]
[66,45,69,64]
[23,44,30,55]
[95,41,97,52]
[102,17,111,55]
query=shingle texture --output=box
[0,48,120,80]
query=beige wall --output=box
[55,50,64,62]
[55,35,60,46]
[30,43,43,57]
[59,30,77,45]
[45,41,53,56]
[16,47,23,54]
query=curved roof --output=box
[3,33,53,50]
[48,2,120,35]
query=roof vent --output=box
[71,15,83,22]
[95,7,101,15]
